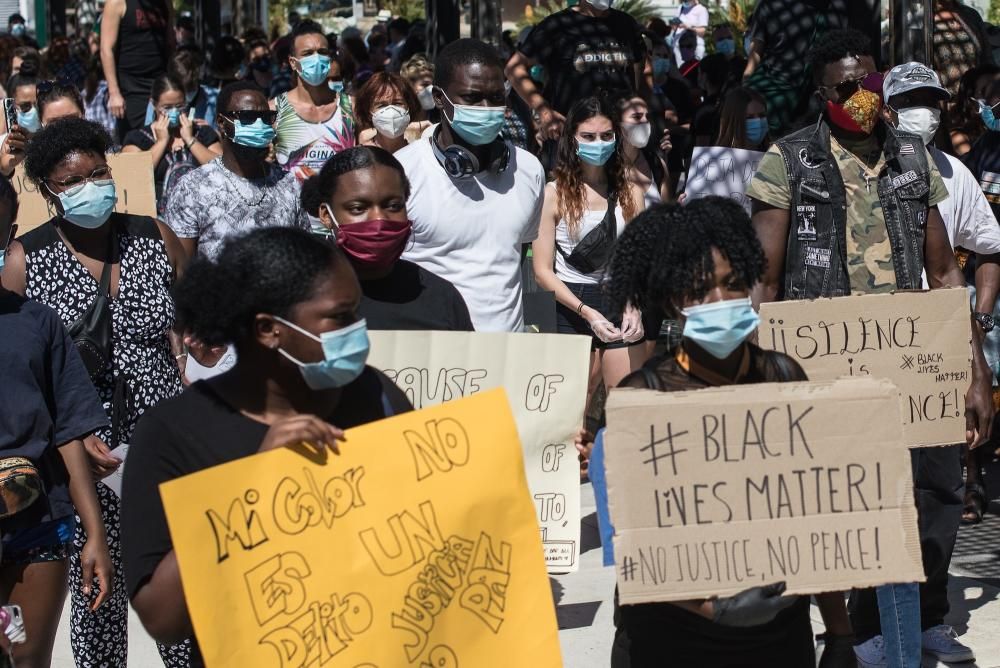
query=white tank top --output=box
[551,184,626,285]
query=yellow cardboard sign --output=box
[160,390,562,668]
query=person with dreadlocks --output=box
[532,94,645,400]
[596,196,832,667]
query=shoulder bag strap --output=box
[603,190,619,242]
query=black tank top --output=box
[115,0,169,79]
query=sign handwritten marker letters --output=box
[759,288,972,447]
[161,390,563,668]
[603,378,924,604]
[684,146,764,214]
[367,331,591,572]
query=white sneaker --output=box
[854,635,887,668]
[922,625,975,663]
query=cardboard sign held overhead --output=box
[368,331,590,572]
[604,377,923,605]
[13,152,157,236]
[759,288,972,447]
[684,146,764,214]
[161,390,563,668]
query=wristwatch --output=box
[974,311,995,333]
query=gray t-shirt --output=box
[164,157,309,259]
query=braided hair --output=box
[171,227,349,347]
[608,197,765,317]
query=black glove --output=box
[711,581,798,627]
[816,632,857,668]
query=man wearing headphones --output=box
[396,38,545,332]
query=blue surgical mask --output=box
[745,117,768,145]
[577,138,616,166]
[979,99,1000,132]
[716,38,735,55]
[530,64,546,83]
[16,106,39,132]
[56,180,117,229]
[166,108,181,127]
[441,90,506,146]
[681,297,760,359]
[274,316,370,390]
[229,118,275,148]
[329,80,344,93]
[295,53,332,86]
[10,23,24,37]
[0,249,5,271]
[653,57,671,78]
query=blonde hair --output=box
[400,54,434,83]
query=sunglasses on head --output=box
[222,110,277,126]
[36,79,74,96]
[821,71,884,101]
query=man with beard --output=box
[165,82,309,260]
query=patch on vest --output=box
[798,148,819,169]
[796,205,817,240]
[891,170,918,189]
[804,246,831,269]
[898,143,915,155]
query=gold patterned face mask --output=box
[827,88,883,135]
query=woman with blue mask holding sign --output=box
[273,19,355,185]
[121,227,411,664]
[602,197,826,668]
[122,74,222,215]
[532,95,646,401]
[4,116,192,668]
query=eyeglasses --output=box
[44,165,113,195]
[820,71,884,100]
[221,110,277,126]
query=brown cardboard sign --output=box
[759,289,972,447]
[604,378,923,605]
[13,152,158,236]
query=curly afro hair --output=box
[809,28,873,84]
[171,227,350,348]
[608,196,766,318]
[23,117,110,188]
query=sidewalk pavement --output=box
[51,481,1000,667]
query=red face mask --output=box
[334,217,412,274]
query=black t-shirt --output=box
[120,367,412,661]
[748,0,848,84]
[962,130,1000,222]
[520,7,647,115]
[0,292,107,530]
[360,260,475,331]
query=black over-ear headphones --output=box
[430,125,510,179]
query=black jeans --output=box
[849,444,963,639]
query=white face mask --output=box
[372,104,410,139]
[417,85,436,111]
[589,0,612,10]
[622,121,651,149]
[895,106,941,146]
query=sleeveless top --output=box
[273,91,356,183]
[115,0,169,79]
[20,214,183,445]
[548,183,626,285]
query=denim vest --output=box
[774,119,931,299]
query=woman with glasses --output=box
[122,74,222,216]
[2,117,191,668]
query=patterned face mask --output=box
[827,88,882,135]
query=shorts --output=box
[1,515,75,565]
[556,282,643,350]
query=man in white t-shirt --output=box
[397,38,545,332]
[880,62,1000,666]
[673,0,709,64]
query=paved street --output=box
[51,462,1000,667]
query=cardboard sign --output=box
[603,377,923,604]
[13,152,157,236]
[368,331,590,572]
[684,146,764,214]
[759,289,972,447]
[161,390,563,668]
